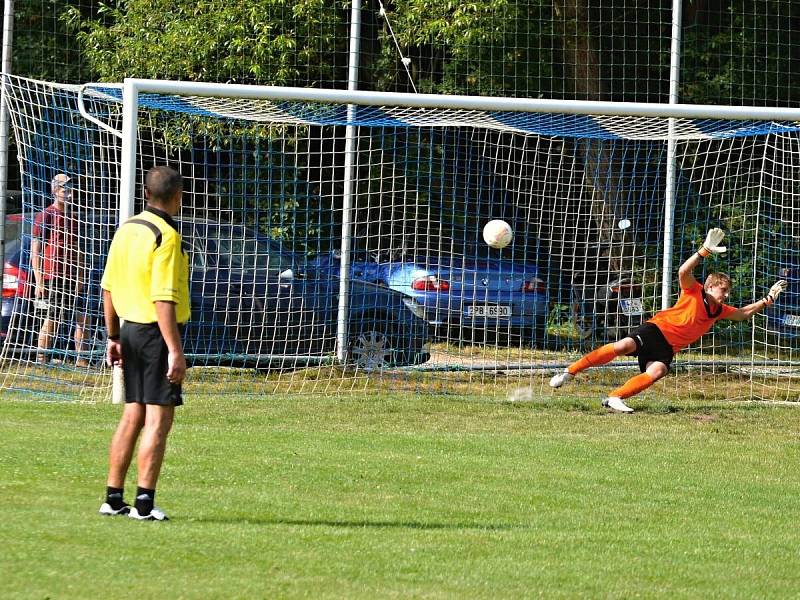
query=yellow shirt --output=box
[101,207,190,324]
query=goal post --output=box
[3,74,800,403]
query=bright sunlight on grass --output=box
[3,392,800,598]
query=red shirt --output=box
[32,204,79,280]
[648,281,737,353]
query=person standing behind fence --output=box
[98,166,189,521]
[30,173,89,366]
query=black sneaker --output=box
[128,506,169,521]
[99,502,130,516]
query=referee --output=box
[98,166,189,521]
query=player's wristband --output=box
[107,333,120,341]
[762,296,773,307]
[698,247,711,258]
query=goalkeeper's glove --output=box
[763,280,788,306]
[698,228,726,257]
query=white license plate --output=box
[619,298,644,316]
[783,314,800,327]
[467,305,511,318]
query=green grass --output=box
[3,391,800,598]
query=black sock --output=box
[134,487,156,515]
[105,486,126,510]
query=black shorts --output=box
[120,322,184,406]
[625,322,674,373]
[43,278,85,320]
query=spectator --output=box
[30,173,89,366]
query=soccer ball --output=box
[482,220,513,249]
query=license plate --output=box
[783,314,800,327]
[619,298,644,316]
[467,305,511,318]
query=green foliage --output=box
[367,0,554,96]
[682,0,800,106]
[13,0,91,82]
[63,0,350,84]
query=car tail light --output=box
[412,276,450,292]
[3,261,19,298]
[17,267,28,297]
[522,278,546,293]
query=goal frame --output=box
[116,77,800,364]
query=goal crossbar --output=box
[121,78,800,121]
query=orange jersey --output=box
[648,282,737,353]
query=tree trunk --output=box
[553,0,636,276]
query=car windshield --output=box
[202,225,294,274]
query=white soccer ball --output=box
[483,219,513,249]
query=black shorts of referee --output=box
[625,322,675,373]
[120,321,186,406]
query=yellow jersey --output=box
[101,207,190,324]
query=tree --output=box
[361,0,555,96]
[681,0,800,106]
[13,0,91,82]
[64,0,350,85]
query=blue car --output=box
[311,244,551,346]
[3,215,431,370]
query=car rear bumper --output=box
[415,299,549,327]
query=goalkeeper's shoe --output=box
[602,396,634,413]
[549,370,574,388]
[128,506,169,521]
[99,502,130,516]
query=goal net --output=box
[2,75,799,403]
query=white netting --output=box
[2,75,799,402]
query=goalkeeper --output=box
[550,228,788,413]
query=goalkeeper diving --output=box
[550,228,788,413]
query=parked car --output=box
[3,214,432,371]
[571,274,648,341]
[177,219,431,369]
[310,240,551,346]
[765,266,800,340]
[2,213,31,348]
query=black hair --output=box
[144,166,183,203]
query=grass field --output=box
[3,389,800,598]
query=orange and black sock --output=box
[568,343,619,375]
[609,372,656,399]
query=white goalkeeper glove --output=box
[764,280,788,306]
[698,228,726,257]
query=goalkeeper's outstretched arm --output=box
[678,227,727,290]
[726,280,788,322]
